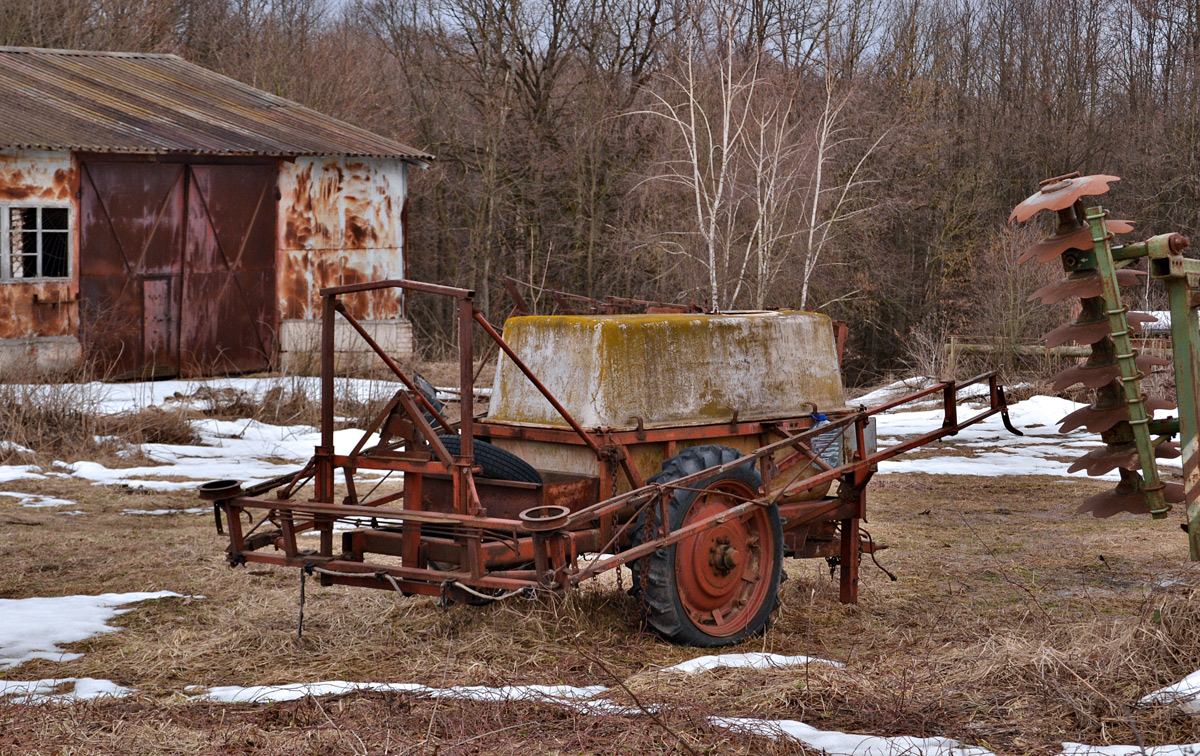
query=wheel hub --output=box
[709,539,741,572]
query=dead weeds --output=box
[2,474,1200,753]
[0,693,799,755]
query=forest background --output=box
[3,0,1195,384]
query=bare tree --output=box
[634,0,762,309]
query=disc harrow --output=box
[1011,172,1200,558]
[1010,172,1173,519]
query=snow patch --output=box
[192,681,633,713]
[298,519,360,536]
[0,465,45,484]
[0,440,35,455]
[711,716,996,755]
[1059,744,1200,756]
[0,491,74,508]
[120,508,208,516]
[851,378,1025,409]
[1141,669,1200,713]
[873,394,1182,479]
[0,592,187,669]
[185,674,1200,755]
[0,677,134,703]
[54,419,389,490]
[662,652,842,674]
[851,378,936,407]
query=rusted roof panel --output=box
[0,47,433,162]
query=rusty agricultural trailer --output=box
[201,279,1021,646]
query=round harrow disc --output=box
[1018,226,1093,265]
[1042,312,1158,348]
[1009,174,1120,223]
[1018,220,1136,265]
[1078,481,1184,518]
[1050,354,1169,391]
[1028,268,1145,306]
[1067,439,1180,476]
[1058,396,1175,434]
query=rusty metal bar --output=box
[480,416,813,446]
[559,414,860,529]
[321,296,334,453]
[833,320,849,366]
[459,297,475,465]
[320,279,474,299]
[228,497,523,530]
[346,391,403,462]
[604,295,697,313]
[332,455,471,476]
[240,551,535,592]
[392,391,455,467]
[838,483,866,602]
[502,276,533,314]
[317,296,336,503]
[333,301,455,435]
[772,404,1005,501]
[942,382,958,430]
[562,374,1010,530]
[862,372,994,415]
[769,424,836,473]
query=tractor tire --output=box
[436,435,542,485]
[631,445,783,647]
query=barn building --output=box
[0,46,431,378]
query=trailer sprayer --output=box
[199,277,1022,646]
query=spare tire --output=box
[436,434,542,485]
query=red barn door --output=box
[79,159,277,378]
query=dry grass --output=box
[0,381,197,467]
[191,360,496,430]
[0,354,501,472]
[3,472,1200,753]
[191,381,329,428]
[0,694,799,755]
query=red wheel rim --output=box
[673,478,773,637]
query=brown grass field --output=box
[3,467,1200,755]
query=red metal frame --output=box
[204,279,1020,607]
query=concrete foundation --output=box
[278,317,414,372]
[0,336,82,377]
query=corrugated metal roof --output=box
[0,46,433,162]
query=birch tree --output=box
[635,0,760,310]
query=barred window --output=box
[2,205,70,280]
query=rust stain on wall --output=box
[277,156,406,321]
[0,153,74,201]
[0,281,77,339]
[0,152,78,340]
